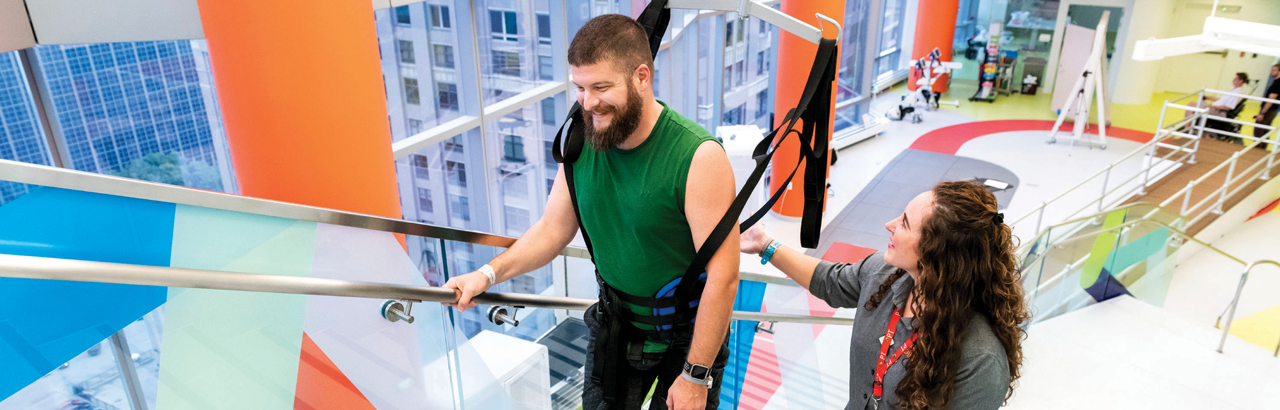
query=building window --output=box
[450,194,470,222]
[395,5,412,25]
[404,77,420,105]
[755,90,768,119]
[490,10,519,41]
[399,40,415,64]
[437,82,459,111]
[759,19,766,34]
[408,119,424,135]
[430,5,452,29]
[538,55,553,80]
[537,14,552,45]
[737,18,746,44]
[504,173,529,200]
[723,103,746,125]
[417,188,434,212]
[492,50,521,76]
[447,160,467,188]
[723,65,733,91]
[504,205,531,234]
[412,154,431,179]
[725,20,734,47]
[757,51,765,76]
[433,44,455,69]
[735,61,745,87]
[444,136,464,153]
[541,98,557,125]
[503,135,526,163]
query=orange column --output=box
[907,0,960,93]
[194,0,402,221]
[770,0,844,217]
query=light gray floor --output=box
[806,149,1019,257]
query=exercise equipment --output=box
[889,48,960,123]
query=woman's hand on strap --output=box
[740,224,773,255]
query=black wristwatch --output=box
[682,361,713,386]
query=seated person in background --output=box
[1203,72,1249,116]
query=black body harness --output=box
[551,1,839,403]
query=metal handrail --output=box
[1217,260,1280,356]
[1204,88,1280,107]
[1159,133,1280,229]
[1009,105,1202,235]
[0,253,854,326]
[0,159,799,287]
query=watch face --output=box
[686,363,710,379]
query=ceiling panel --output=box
[0,0,36,53]
[26,0,204,45]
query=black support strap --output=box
[562,1,838,404]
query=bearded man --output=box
[443,13,740,410]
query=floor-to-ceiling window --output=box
[834,0,880,135]
[0,39,234,410]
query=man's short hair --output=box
[567,14,654,76]
[1237,72,1250,83]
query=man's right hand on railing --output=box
[442,270,493,312]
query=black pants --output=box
[1254,109,1277,139]
[581,303,730,410]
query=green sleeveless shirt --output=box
[573,101,718,351]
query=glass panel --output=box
[834,0,872,134]
[484,93,564,237]
[872,0,907,81]
[0,339,132,410]
[0,178,469,409]
[955,0,1061,88]
[0,51,54,206]
[719,14,776,130]
[377,1,477,134]
[1019,204,1188,323]
[565,0,625,40]
[30,41,236,193]
[476,0,554,106]
[121,307,164,409]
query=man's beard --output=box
[583,82,644,152]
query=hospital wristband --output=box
[760,240,781,265]
[479,264,497,286]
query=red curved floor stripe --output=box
[909,120,1154,155]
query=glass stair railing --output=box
[1018,202,1190,324]
[0,159,854,410]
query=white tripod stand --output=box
[1047,11,1111,152]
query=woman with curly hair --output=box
[742,180,1030,409]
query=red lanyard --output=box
[873,306,917,399]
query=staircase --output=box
[1005,296,1280,410]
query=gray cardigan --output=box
[809,253,1010,410]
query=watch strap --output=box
[681,369,713,386]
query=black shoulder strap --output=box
[673,38,838,300]
[555,0,670,262]
[554,3,839,302]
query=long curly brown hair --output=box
[863,181,1030,409]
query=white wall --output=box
[1110,0,1173,104]
[1151,0,1280,95]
